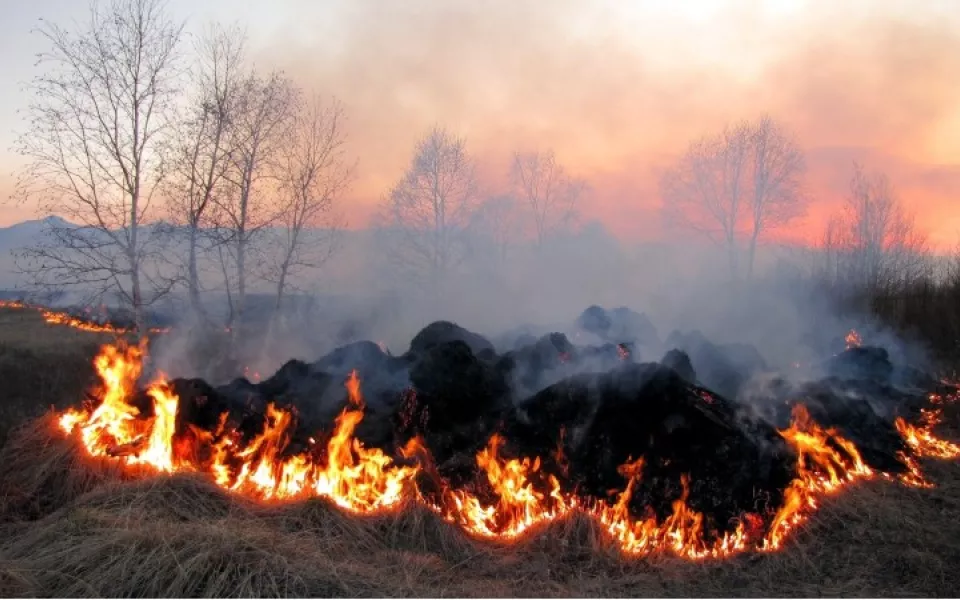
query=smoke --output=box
[6,0,953,401]
[244,0,960,244]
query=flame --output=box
[0,299,169,334]
[762,404,875,550]
[435,433,574,538]
[55,342,960,560]
[895,408,960,460]
[845,329,862,349]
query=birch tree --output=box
[13,0,184,335]
[660,116,805,280]
[213,70,298,330]
[377,127,478,289]
[166,23,245,319]
[511,150,583,248]
[266,95,353,312]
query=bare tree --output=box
[265,95,353,313]
[377,127,479,289]
[166,23,246,319]
[819,162,930,293]
[660,116,805,280]
[511,150,583,248]
[13,0,184,336]
[213,70,299,331]
[745,116,806,278]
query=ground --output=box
[0,307,958,597]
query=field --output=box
[0,307,959,597]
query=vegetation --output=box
[0,282,958,596]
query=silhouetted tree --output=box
[166,23,246,319]
[266,95,353,312]
[376,127,479,290]
[660,115,805,280]
[14,0,184,337]
[212,70,298,333]
[819,162,930,293]
[511,150,584,248]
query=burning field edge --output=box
[12,338,960,565]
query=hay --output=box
[0,415,128,522]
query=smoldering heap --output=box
[58,304,959,554]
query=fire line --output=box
[56,340,959,560]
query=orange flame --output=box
[436,433,574,539]
[0,299,169,334]
[56,342,960,560]
[762,404,874,550]
[845,329,862,349]
[895,408,960,460]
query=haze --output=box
[1,0,958,249]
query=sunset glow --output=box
[1,0,958,249]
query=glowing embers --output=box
[57,341,960,560]
[845,329,863,349]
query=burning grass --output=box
[25,342,960,554]
[2,316,960,596]
[1,419,960,597]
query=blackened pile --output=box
[146,307,942,539]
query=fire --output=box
[0,299,169,335]
[41,309,170,335]
[435,433,574,539]
[845,329,862,349]
[61,345,417,512]
[895,408,960,460]
[762,404,874,550]
[56,342,960,560]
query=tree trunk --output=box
[130,251,146,341]
[188,223,203,317]
[234,234,245,347]
[746,230,759,281]
[726,235,739,282]
[275,262,288,312]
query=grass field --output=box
[0,307,958,597]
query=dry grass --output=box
[0,415,958,597]
[1,306,960,597]
[0,308,105,448]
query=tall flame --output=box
[56,342,960,560]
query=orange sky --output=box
[2,0,958,250]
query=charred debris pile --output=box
[133,305,946,535]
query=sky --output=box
[0,0,958,250]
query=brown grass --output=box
[1,307,959,597]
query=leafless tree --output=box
[265,95,353,313]
[165,23,246,319]
[511,150,583,248]
[820,162,930,293]
[745,116,806,277]
[376,127,479,289]
[13,0,184,336]
[660,116,806,280]
[213,70,299,330]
